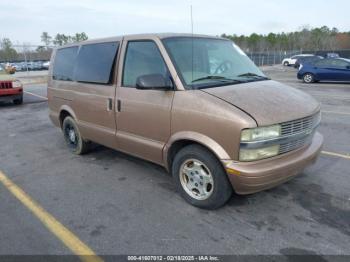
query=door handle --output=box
[107,98,113,111]
[117,99,121,112]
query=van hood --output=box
[201,80,320,126]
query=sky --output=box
[1,0,349,45]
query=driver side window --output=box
[122,41,168,87]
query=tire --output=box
[303,73,315,83]
[172,144,232,209]
[13,96,23,105]
[283,61,289,66]
[62,116,90,155]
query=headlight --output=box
[240,125,281,161]
[239,145,280,161]
[12,80,22,88]
[241,125,281,142]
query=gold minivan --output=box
[48,33,323,209]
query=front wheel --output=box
[303,73,315,83]
[283,61,289,66]
[13,96,23,105]
[62,116,90,155]
[172,144,232,209]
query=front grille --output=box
[279,134,313,154]
[0,81,13,89]
[280,112,320,137]
[278,112,320,155]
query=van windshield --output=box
[162,37,268,89]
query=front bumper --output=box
[223,132,323,195]
[0,88,23,102]
[0,87,23,96]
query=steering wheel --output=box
[214,60,233,75]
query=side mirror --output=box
[346,65,350,70]
[136,74,172,90]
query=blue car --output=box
[297,58,350,83]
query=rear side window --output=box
[75,42,119,84]
[53,47,78,81]
[314,59,331,67]
[329,59,349,69]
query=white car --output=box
[43,61,50,70]
[282,54,314,66]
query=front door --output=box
[327,59,350,81]
[115,38,175,164]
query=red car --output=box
[0,64,23,104]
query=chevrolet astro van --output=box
[48,33,323,209]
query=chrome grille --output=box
[278,112,320,155]
[0,81,13,89]
[281,113,320,137]
[279,134,313,154]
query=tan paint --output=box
[48,33,323,194]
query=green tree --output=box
[247,33,261,51]
[221,25,343,52]
[52,32,88,46]
[0,38,18,61]
[72,32,88,42]
[41,32,52,48]
[36,46,46,52]
[53,34,70,46]
[266,33,277,48]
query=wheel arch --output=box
[163,131,231,173]
[58,105,77,128]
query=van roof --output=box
[55,33,226,49]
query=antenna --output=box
[190,5,193,35]
[190,5,194,83]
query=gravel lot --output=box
[0,66,349,258]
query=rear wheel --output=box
[62,116,90,155]
[172,144,232,209]
[303,73,315,83]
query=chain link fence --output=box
[247,49,350,66]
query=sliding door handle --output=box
[107,98,113,111]
[117,99,121,112]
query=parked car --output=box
[326,53,339,58]
[34,61,43,70]
[48,34,323,209]
[0,64,23,104]
[282,54,314,66]
[43,61,50,70]
[297,58,350,83]
[12,63,24,72]
[294,55,323,69]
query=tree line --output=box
[2,26,350,62]
[221,26,350,52]
[0,32,88,62]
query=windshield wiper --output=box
[191,75,238,83]
[237,73,269,79]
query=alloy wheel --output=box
[179,159,214,200]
